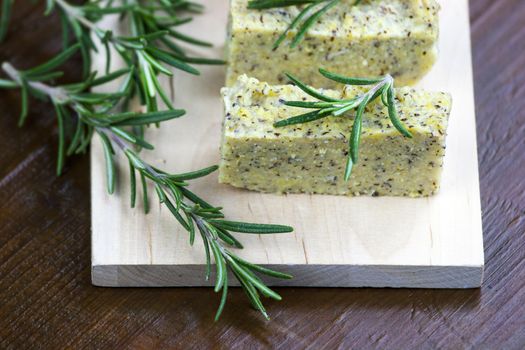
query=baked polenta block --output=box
[226,0,440,87]
[219,75,452,197]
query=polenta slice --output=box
[226,0,440,87]
[219,75,452,197]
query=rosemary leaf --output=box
[273,2,317,50]
[167,165,219,181]
[209,220,294,234]
[185,212,196,245]
[76,125,94,155]
[54,103,67,176]
[0,78,16,88]
[227,257,282,301]
[233,268,268,318]
[18,81,29,127]
[0,0,12,42]
[344,155,354,182]
[58,8,70,50]
[198,224,212,281]
[387,86,412,138]
[129,159,137,208]
[319,68,383,85]
[167,29,212,47]
[24,44,80,78]
[140,172,150,214]
[179,186,215,209]
[210,241,226,292]
[283,100,336,109]
[66,120,83,156]
[149,71,175,109]
[109,126,155,150]
[349,95,368,164]
[273,108,332,127]
[290,0,340,48]
[90,68,131,86]
[247,1,318,10]
[285,73,339,102]
[214,273,228,322]
[164,197,191,232]
[25,71,64,82]
[143,50,173,76]
[154,183,166,203]
[174,56,225,66]
[112,109,185,126]
[97,131,116,194]
[216,228,244,249]
[228,253,293,279]
[146,46,200,75]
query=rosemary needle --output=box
[248,0,364,49]
[0,0,12,42]
[274,68,412,181]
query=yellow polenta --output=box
[219,75,452,197]
[226,0,440,87]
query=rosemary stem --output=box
[107,129,166,178]
[368,75,393,98]
[350,74,393,109]
[192,213,227,256]
[1,62,70,102]
[104,128,129,151]
[54,0,101,34]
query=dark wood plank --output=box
[0,0,524,348]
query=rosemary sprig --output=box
[0,37,293,321]
[274,68,412,180]
[247,0,362,49]
[40,0,225,113]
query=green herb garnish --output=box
[274,68,412,180]
[247,0,362,49]
[48,0,224,111]
[0,1,293,321]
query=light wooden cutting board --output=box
[91,0,484,288]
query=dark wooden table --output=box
[1,1,524,349]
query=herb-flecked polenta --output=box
[219,75,452,197]
[226,0,440,87]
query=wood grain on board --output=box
[1,0,524,349]
[91,0,484,288]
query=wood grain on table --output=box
[0,0,524,348]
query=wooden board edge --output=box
[92,264,483,289]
